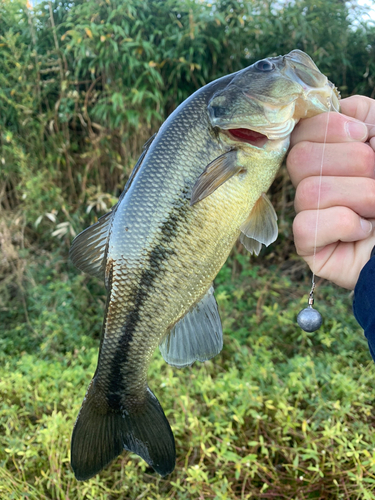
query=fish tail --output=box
[70,381,176,480]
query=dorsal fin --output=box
[159,286,223,368]
[69,133,157,281]
[115,132,157,207]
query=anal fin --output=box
[159,286,223,368]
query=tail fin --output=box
[70,382,176,481]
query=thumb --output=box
[341,96,375,142]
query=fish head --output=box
[208,49,340,146]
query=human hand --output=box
[287,95,375,290]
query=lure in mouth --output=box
[226,127,268,148]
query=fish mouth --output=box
[225,127,269,148]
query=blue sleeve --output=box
[353,252,375,362]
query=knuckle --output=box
[287,141,313,172]
[292,212,311,254]
[358,143,375,176]
[294,177,317,211]
[363,179,375,206]
[338,207,357,230]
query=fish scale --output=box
[69,50,340,480]
[99,90,238,394]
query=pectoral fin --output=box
[190,150,241,205]
[240,193,278,254]
[159,286,223,368]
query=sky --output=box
[356,0,375,20]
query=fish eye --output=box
[255,60,275,72]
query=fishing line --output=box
[297,97,332,333]
[312,103,331,275]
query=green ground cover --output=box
[1,245,375,499]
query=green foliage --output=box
[2,248,375,498]
[1,0,375,241]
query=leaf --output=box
[35,215,43,228]
[45,212,57,223]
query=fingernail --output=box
[360,218,373,234]
[346,121,368,141]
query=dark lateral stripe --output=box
[105,187,190,409]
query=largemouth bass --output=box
[69,50,339,480]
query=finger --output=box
[287,141,375,186]
[341,96,375,139]
[290,111,368,148]
[294,176,375,218]
[292,207,374,257]
[301,240,372,290]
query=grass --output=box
[1,241,375,499]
